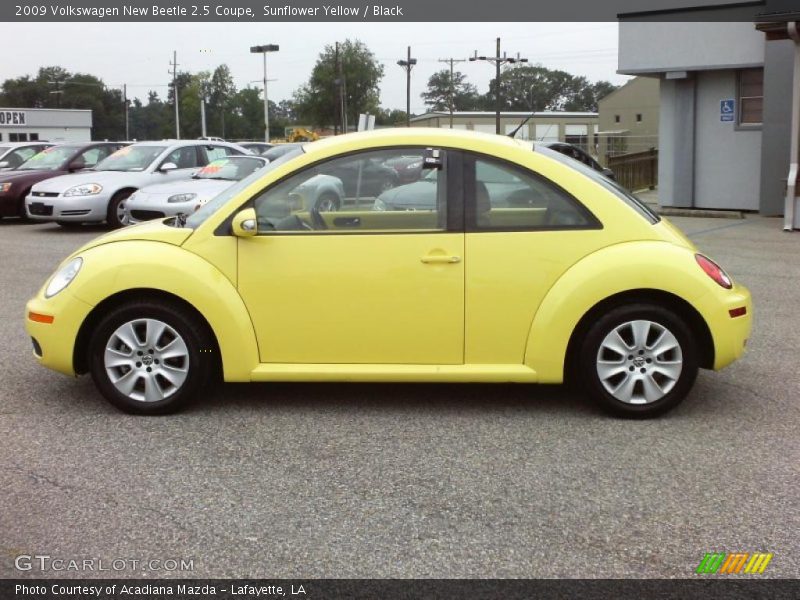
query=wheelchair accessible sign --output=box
[720,99,735,122]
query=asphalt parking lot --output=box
[1,215,798,579]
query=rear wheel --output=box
[106,190,134,228]
[579,303,698,418]
[88,300,215,414]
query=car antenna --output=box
[508,111,535,140]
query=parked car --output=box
[25,140,248,228]
[539,141,615,180]
[239,142,273,155]
[0,142,127,219]
[124,155,269,224]
[0,141,55,171]
[262,143,302,161]
[383,154,423,183]
[25,129,751,417]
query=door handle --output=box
[420,255,461,264]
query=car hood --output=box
[31,170,149,193]
[0,169,65,184]
[70,219,193,257]
[136,178,232,199]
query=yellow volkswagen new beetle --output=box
[25,129,751,417]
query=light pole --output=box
[397,47,417,127]
[250,44,279,142]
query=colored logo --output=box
[696,552,773,574]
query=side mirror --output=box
[160,162,178,172]
[0,161,9,168]
[68,159,86,172]
[232,208,258,237]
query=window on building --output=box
[614,115,621,123]
[636,114,643,123]
[738,68,763,125]
[0,134,3,141]
[29,133,39,141]
[9,133,28,142]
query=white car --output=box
[0,141,55,171]
[25,140,248,228]
[124,155,268,224]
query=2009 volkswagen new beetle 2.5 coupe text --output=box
[25,129,752,418]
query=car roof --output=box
[0,141,55,147]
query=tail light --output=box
[695,254,732,289]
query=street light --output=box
[250,44,280,142]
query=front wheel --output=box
[106,190,133,229]
[88,301,215,414]
[579,303,698,418]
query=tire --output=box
[106,190,134,229]
[578,303,698,418]
[88,300,215,415]
[315,192,340,213]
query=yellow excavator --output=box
[286,127,320,142]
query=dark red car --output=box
[0,142,127,219]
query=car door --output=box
[462,152,604,365]
[155,145,201,184]
[236,146,465,365]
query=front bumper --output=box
[126,194,192,224]
[25,191,112,222]
[25,289,94,377]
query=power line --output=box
[470,38,528,134]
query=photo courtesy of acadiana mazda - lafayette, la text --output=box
[25,139,249,228]
[25,129,752,418]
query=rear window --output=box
[535,145,660,224]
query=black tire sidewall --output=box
[579,303,699,418]
[106,191,133,228]
[88,302,210,414]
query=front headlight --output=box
[45,257,83,298]
[0,182,11,193]
[63,183,103,197]
[167,193,197,203]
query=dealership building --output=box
[0,108,92,143]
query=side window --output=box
[164,146,199,169]
[252,148,446,233]
[205,145,239,162]
[470,156,595,230]
[78,147,103,168]
[6,147,37,167]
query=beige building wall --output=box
[597,77,660,164]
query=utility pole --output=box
[169,51,180,139]
[438,57,467,128]
[335,42,348,133]
[470,38,528,134]
[250,44,279,143]
[397,47,417,127]
[47,80,64,108]
[123,83,129,140]
[199,84,208,138]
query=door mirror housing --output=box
[232,208,258,237]
[68,159,86,172]
[160,162,178,172]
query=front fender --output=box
[524,241,716,382]
[70,241,258,381]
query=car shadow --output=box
[189,381,600,418]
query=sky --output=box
[0,22,627,112]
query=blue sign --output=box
[720,99,735,122]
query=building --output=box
[410,111,599,152]
[0,108,92,144]
[597,76,660,165]
[618,1,798,227]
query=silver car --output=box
[25,140,248,228]
[124,155,268,224]
[0,141,55,170]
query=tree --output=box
[209,65,236,138]
[375,108,408,126]
[485,64,618,112]
[293,39,384,128]
[421,69,480,112]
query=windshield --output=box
[194,156,266,181]
[185,147,303,228]
[95,145,166,172]
[18,145,81,170]
[536,145,660,224]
